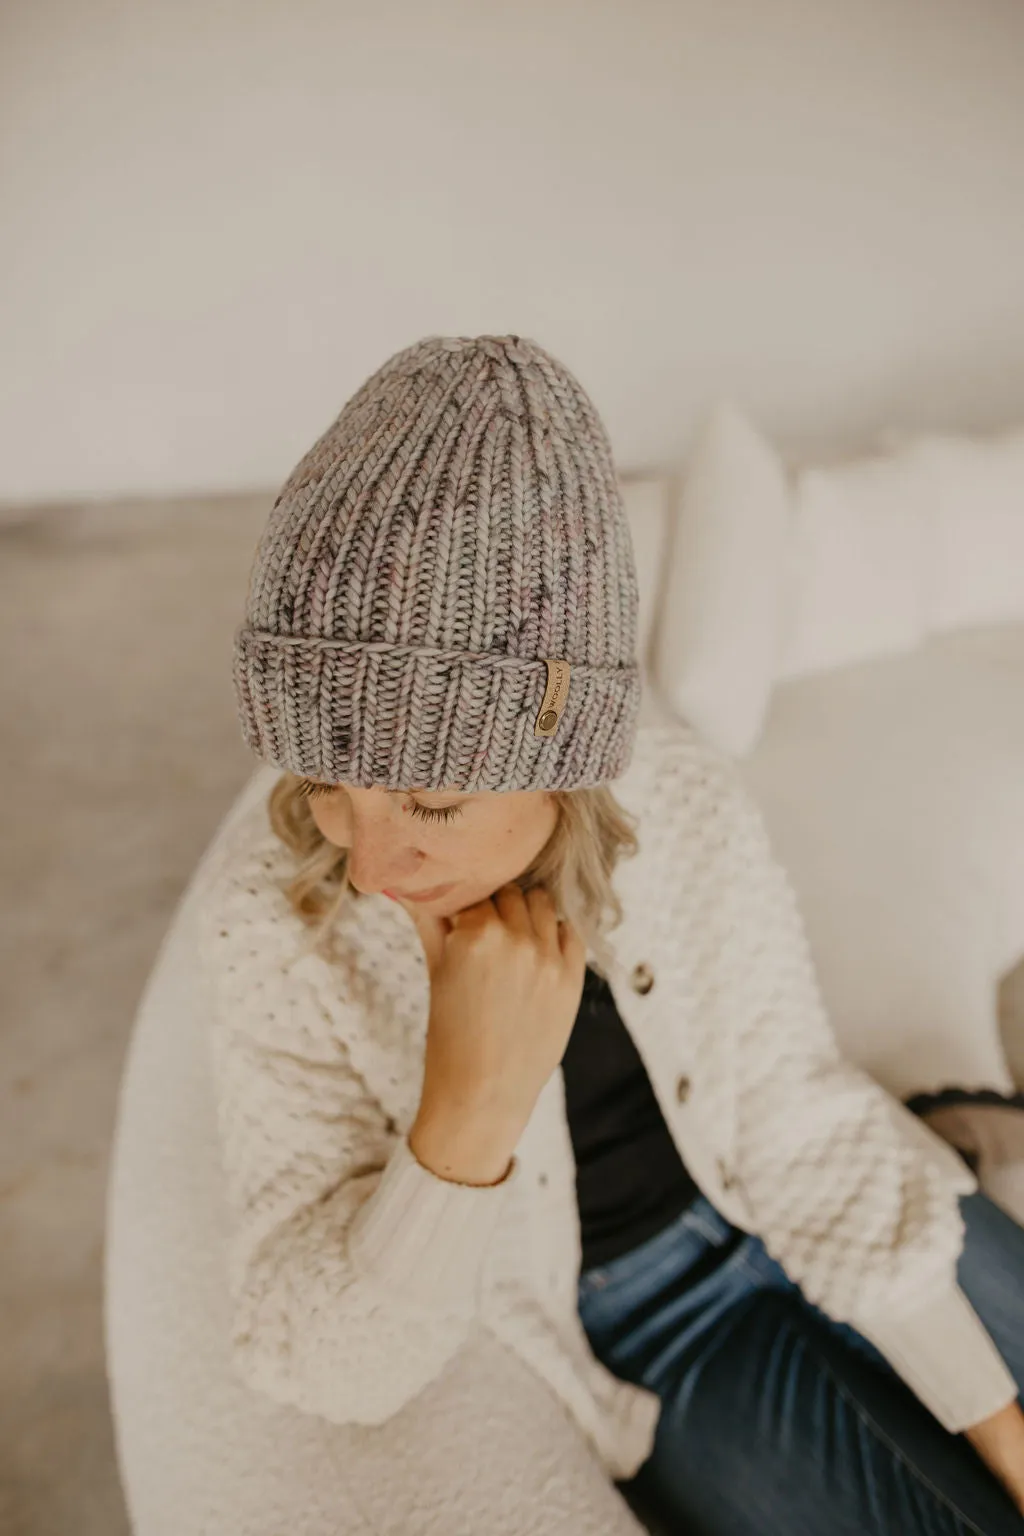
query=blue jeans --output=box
[578,1193,1024,1535]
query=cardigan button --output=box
[675,1075,691,1104]
[630,962,654,995]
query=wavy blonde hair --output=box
[267,773,639,978]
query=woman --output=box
[198,334,1024,1534]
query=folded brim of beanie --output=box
[233,626,642,793]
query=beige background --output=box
[3,0,1024,508]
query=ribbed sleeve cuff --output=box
[346,1133,520,1312]
[855,1282,1019,1434]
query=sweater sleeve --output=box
[194,815,519,1427]
[704,753,1018,1434]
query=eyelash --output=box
[295,778,464,825]
[408,802,463,825]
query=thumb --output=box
[413,910,454,973]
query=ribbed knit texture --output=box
[195,723,1016,1481]
[233,334,641,791]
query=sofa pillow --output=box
[618,474,672,669]
[911,429,1024,630]
[744,626,1024,1099]
[777,447,931,681]
[651,402,790,757]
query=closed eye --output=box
[295,778,464,825]
[407,801,463,825]
[295,779,336,801]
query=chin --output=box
[387,883,467,914]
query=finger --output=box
[524,884,560,951]
[492,880,535,938]
[447,888,501,930]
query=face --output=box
[299,779,559,920]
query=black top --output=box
[561,965,700,1272]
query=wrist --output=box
[965,1401,1024,1505]
[409,1101,522,1187]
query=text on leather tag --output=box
[534,658,571,737]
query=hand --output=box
[409,883,586,1185]
[965,1400,1024,1515]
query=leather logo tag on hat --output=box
[534,659,571,737]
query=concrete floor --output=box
[0,494,269,1535]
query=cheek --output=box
[500,799,557,856]
[529,796,559,840]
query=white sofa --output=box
[643,409,1024,1104]
[105,421,1024,1533]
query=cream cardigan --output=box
[194,722,1017,1482]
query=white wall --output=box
[3,0,1024,505]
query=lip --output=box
[383,881,456,903]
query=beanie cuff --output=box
[233,627,641,792]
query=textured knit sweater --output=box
[194,722,1017,1482]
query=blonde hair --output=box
[267,773,639,977]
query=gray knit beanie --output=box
[233,334,641,793]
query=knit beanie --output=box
[233,334,641,793]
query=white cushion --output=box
[778,448,930,680]
[742,625,1024,1099]
[618,474,672,668]
[913,429,1024,630]
[619,474,681,732]
[652,402,790,756]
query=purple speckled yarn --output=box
[232,334,641,793]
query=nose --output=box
[343,790,426,894]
